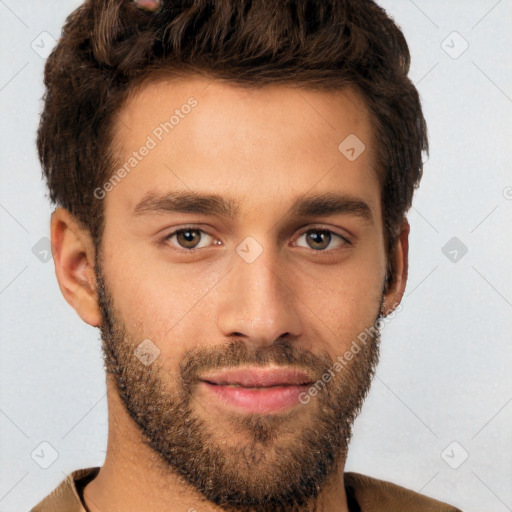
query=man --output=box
[32,0,462,510]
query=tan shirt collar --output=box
[31,467,461,512]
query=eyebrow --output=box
[133,191,241,218]
[133,190,373,224]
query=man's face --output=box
[96,76,390,510]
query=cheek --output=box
[284,253,385,351]
[292,248,385,303]
[102,246,221,349]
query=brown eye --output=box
[305,230,331,250]
[164,227,218,251]
[176,229,202,249]
[296,229,350,251]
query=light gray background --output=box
[1,1,511,511]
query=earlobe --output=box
[50,208,102,327]
[382,217,410,316]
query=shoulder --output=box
[344,472,463,512]
[31,467,100,512]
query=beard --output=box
[94,256,383,512]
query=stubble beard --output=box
[94,257,383,512]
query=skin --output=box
[50,75,409,512]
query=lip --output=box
[199,366,313,388]
[200,381,310,414]
[198,366,313,414]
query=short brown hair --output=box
[37,0,428,261]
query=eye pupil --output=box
[306,230,331,250]
[177,229,201,248]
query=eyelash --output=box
[162,225,352,253]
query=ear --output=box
[50,207,102,327]
[382,217,409,316]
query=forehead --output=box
[107,75,380,219]
[115,74,373,147]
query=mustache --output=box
[178,339,334,388]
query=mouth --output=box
[199,366,313,388]
[203,382,307,389]
[198,366,313,414]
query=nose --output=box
[216,241,302,348]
